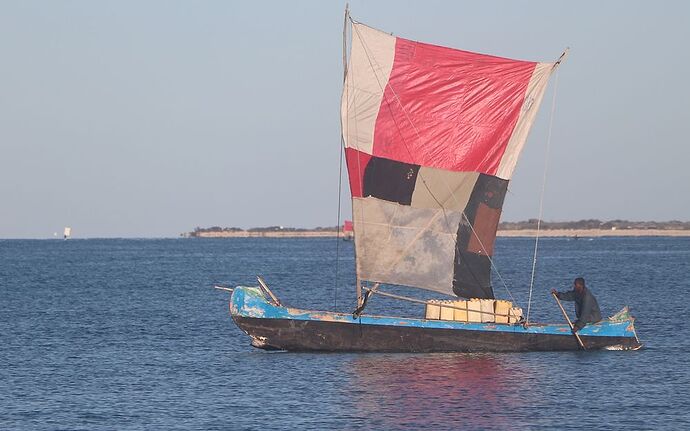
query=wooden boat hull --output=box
[230,286,641,352]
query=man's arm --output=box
[551,288,576,301]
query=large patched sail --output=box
[342,22,557,298]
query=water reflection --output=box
[346,353,532,429]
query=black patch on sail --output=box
[362,156,420,205]
[453,174,509,299]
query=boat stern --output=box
[618,316,642,350]
[591,306,642,350]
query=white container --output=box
[494,300,512,324]
[453,300,468,322]
[425,300,441,320]
[440,300,455,321]
[467,299,482,322]
[509,307,523,323]
[480,299,495,323]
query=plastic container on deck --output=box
[453,300,468,322]
[494,300,512,324]
[440,300,455,321]
[509,307,523,323]
[480,299,495,323]
[467,299,482,322]
[425,300,441,320]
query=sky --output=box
[1,1,689,238]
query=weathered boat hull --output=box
[230,286,641,353]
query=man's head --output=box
[574,277,586,293]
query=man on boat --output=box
[551,278,602,332]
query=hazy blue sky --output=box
[1,1,688,238]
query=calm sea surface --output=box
[2,237,689,430]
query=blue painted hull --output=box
[229,286,641,352]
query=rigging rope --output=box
[526,68,561,324]
[334,145,344,312]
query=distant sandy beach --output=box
[189,231,344,238]
[496,229,690,237]
[189,229,690,238]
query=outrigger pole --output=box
[552,292,587,350]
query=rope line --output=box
[526,68,561,324]
[334,148,344,312]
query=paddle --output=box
[551,292,587,350]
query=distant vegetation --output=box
[189,225,339,237]
[498,219,690,230]
[188,220,690,237]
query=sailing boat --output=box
[227,11,641,352]
[63,227,72,240]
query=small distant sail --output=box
[342,22,559,299]
[342,220,354,240]
[63,227,72,239]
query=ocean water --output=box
[1,237,689,430]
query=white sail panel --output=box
[496,62,555,179]
[341,23,396,155]
[353,196,463,295]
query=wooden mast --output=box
[341,4,362,307]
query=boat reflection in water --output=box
[347,353,531,428]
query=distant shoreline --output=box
[187,229,690,238]
[496,229,690,237]
[187,219,690,239]
[188,231,344,238]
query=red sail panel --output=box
[344,147,372,198]
[372,37,537,174]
